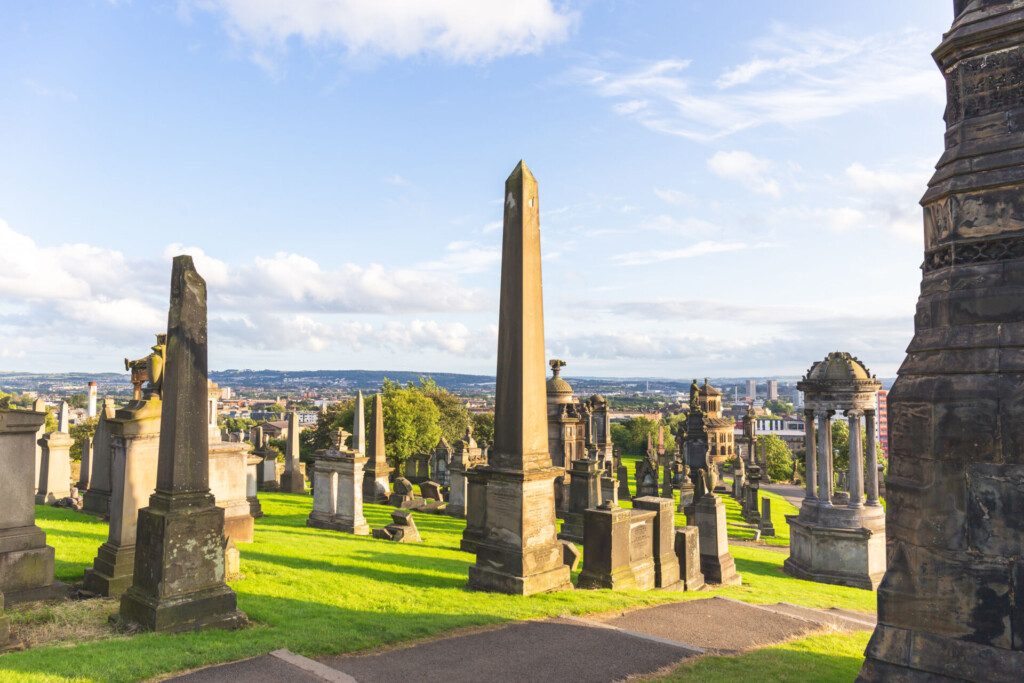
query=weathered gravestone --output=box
[558,457,602,544]
[466,162,571,595]
[372,509,422,543]
[759,497,775,537]
[578,502,656,590]
[118,255,245,633]
[307,447,370,535]
[861,2,1024,679]
[419,480,442,502]
[673,526,705,591]
[633,496,681,589]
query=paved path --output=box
[167,597,875,683]
[761,482,806,510]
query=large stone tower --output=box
[860,2,1024,679]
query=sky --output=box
[0,0,955,379]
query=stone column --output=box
[280,410,305,493]
[847,410,864,508]
[467,161,571,595]
[803,409,816,501]
[865,409,880,506]
[816,411,831,507]
[77,437,93,491]
[353,391,366,456]
[84,399,116,514]
[37,402,72,505]
[119,255,245,633]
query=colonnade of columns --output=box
[802,408,879,507]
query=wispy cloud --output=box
[574,24,941,142]
[611,239,766,266]
[23,78,77,102]
[187,0,577,67]
[707,150,781,198]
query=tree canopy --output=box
[756,434,793,482]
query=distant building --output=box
[219,386,233,400]
[876,389,890,457]
[746,379,757,401]
[766,379,779,401]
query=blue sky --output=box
[0,1,953,378]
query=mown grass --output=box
[2,486,873,682]
[653,630,871,682]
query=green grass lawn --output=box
[1,489,873,682]
[653,630,871,682]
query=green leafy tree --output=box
[756,434,793,482]
[831,419,884,477]
[300,399,355,459]
[418,377,470,443]
[44,408,57,434]
[66,393,88,410]
[610,416,675,455]
[764,399,795,416]
[470,411,494,444]
[221,416,256,434]
[69,417,98,461]
[378,380,441,474]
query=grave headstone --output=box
[84,399,116,514]
[578,502,656,590]
[558,457,602,544]
[673,526,705,591]
[372,509,421,543]
[36,401,72,505]
[758,497,775,537]
[633,496,681,589]
[307,447,370,535]
[279,410,305,494]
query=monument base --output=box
[694,495,741,586]
[83,490,111,516]
[306,512,369,535]
[119,493,246,633]
[247,496,264,519]
[784,504,885,590]
[362,476,390,504]
[0,525,63,603]
[83,542,136,598]
[279,471,306,494]
[469,560,572,596]
[858,623,1024,682]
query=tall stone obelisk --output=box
[280,410,305,493]
[468,161,571,595]
[362,393,390,503]
[353,390,366,456]
[119,256,245,632]
[860,2,1024,680]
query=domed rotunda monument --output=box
[785,352,885,589]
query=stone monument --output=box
[307,447,370,535]
[83,395,162,597]
[578,501,656,590]
[119,255,245,632]
[467,161,571,595]
[84,398,116,514]
[861,2,1024,678]
[557,456,602,544]
[279,410,305,494]
[31,398,45,493]
[36,401,72,504]
[785,352,884,590]
[0,408,62,602]
[362,393,390,504]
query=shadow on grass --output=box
[241,549,467,590]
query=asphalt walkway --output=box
[167,597,875,683]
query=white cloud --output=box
[707,150,781,198]
[612,239,762,267]
[576,25,941,142]
[191,0,576,65]
[653,188,694,206]
[418,240,501,275]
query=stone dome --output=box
[804,352,872,382]
[546,359,574,397]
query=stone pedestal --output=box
[578,504,656,590]
[633,496,681,589]
[558,458,602,544]
[83,397,161,597]
[118,256,244,633]
[785,503,884,590]
[209,441,255,544]
[459,469,487,552]
[36,431,72,505]
[468,466,572,595]
[256,451,279,491]
[634,459,658,498]
[693,494,741,586]
[674,526,705,591]
[84,399,115,515]
[616,464,630,500]
[0,409,62,603]
[77,437,93,491]
[447,463,468,518]
[759,497,775,537]
[677,479,694,514]
[246,454,263,519]
[280,410,306,494]
[307,450,369,534]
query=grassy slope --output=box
[655,631,871,682]
[2,487,873,682]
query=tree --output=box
[756,434,793,482]
[470,411,494,444]
[610,416,675,455]
[378,380,441,474]
[221,416,256,434]
[300,399,355,459]
[66,393,88,410]
[69,417,98,461]
[418,377,470,444]
[764,399,795,416]
[831,419,885,478]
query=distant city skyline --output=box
[1,1,950,377]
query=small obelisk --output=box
[119,255,245,632]
[280,410,305,493]
[468,161,571,595]
[353,390,366,456]
[362,393,390,503]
